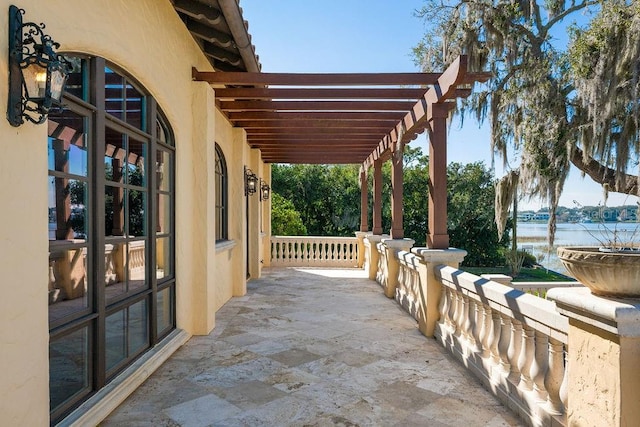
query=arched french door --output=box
[47,56,176,423]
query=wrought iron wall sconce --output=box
[260,179,271,201]
[7,5,72,127]
[244,166,258,196]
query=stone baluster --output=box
[437,285,450,330]
[531,331,549,401]
[447,289,457,333]
[559,346,568,413]
[469,299,482,353]
[544,337,565,415]
[497,314,512,374]
[284,241,290,261]
[487,310,501,365]
[478,303,492,357]
[518,325,535,391]
[302,240,308,261]
[508,319,523,379]
[453,291,464,337]
[461,295,472,344]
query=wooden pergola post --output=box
[372,158,383,235]
[390,141,404,239]
[359,166,368,232]
[427,104,450,249]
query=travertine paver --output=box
[103,267,524,426]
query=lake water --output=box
[515,222,640,274]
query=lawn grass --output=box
[461,266,575,282]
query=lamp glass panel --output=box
[23,62,46,99]
[247,175,257,192]
[49,67,67,102]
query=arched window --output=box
[47,56,176,422]
[215,144,228,241]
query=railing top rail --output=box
[271,236,358,241]
[512,281,583,288]
[437,265,568,343]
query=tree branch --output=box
[545,0,599,32]
[570,146,639,195]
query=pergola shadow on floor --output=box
[103,267,523,426]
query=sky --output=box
[240,0,638,211]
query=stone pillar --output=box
[364,234,388,280]
[412,248,467,337]
[381,238,414,298]
[372,158,383,235]
[427,104,450,249]
[355,231,367,269]
[547,287,640,427]
[359,167,368,233]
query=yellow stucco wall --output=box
[0,0,264,423]
[568,324,640,427]
[567,323,621,427]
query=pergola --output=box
[193,55,489,249]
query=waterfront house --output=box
[1,1,639,426]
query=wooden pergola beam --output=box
[193,69,442,85]
[249,136,382,142]
[249,142,376,147]
[219,100,417,111]
[215,87,430,100]
[246,128,386,136]
[227,111,404,121]
[236,120,393,129]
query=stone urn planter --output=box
[557,246,640,297]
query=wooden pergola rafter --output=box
[192,55,488,165]
[192,55,490,247]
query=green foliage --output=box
[272,163,361,236]
[447,162,509,266]
[271,192,307,236]
[271,147,509,266]
[520,250,538,268]
[413,0,640,244]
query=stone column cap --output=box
[354,231,368,238]
[364,234,390,243]
[411,247,467,264]
[547,287,640,337]
[381,238,415,250]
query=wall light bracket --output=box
[7,5,72,127]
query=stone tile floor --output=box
[103,268,524,427]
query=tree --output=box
[448,162,509,266]
[413,0,640,243]
[271,192,308,236]
[271,147,509,266]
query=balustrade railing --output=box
[435,266,569,426]
[395,251,422,320]
[270,236,358,267]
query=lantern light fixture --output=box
[260,179,270,201]
[244,166,258,196]
[7,5,72,127]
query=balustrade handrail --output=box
[271,236,358,241]
[512,281,582,289]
